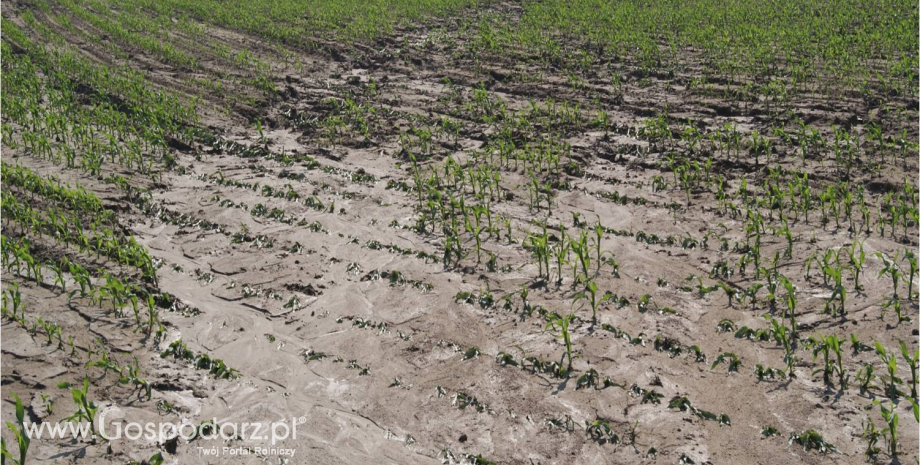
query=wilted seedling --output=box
[754,364,785,381]
[641,389,663,405]
[669,395,727,424]
[734,325,772,341]
[761,426,780,437]
[602,376,625,390]
[601,323,630,341]
[454,291,475,305]
[463,454,497,465]
[668,396,693,412]
[345,359,370,376]
[496,352,518,367]
[788,430,837,454]
[711,352,742,373]
[451,392,492,414]
[478,288,495,308]
[156,400,177,416]
[862,416,882,457]
[637,294,652,312]
[161,340,240,379]
[463,347,481,360]
[716,319,736,333]
[630,384,662,404]
[630,333,648,346]
[576,369,599,390]
[850,334,873,355]
[346,262,362,276]
[303,349,328,362]
[544,414,576,433]
[690,345,706,363]
[585,418,619,445]
[654,336,683,358]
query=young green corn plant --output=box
[6,283,23,322]
[120,356,152,401]
[545,312,575,375]
[845,240,866,292]
[876,252,902,303]
[574,279,600,326]
[775,221,793,259]
[570,230,592,285]
[770,317,796,377]
[900,340,918,403]
[809,334,846,389]
[551,230,570,286]
[856,363,877,395]
[63,377,101,441]
[905,251,917,301]
[717,281,738,307]
[2,392,30,465]
[828,335,847,390]
[527,225,551,282]
[779,276,798,338]
[874,400,899,457]
[823,265,847,319]
[875,343,902,400]
[592,219,609,275]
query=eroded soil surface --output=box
[2,2,918,464]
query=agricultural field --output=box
[1,0,918,463]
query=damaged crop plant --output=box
[0,0,917,463]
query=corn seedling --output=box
[900,340,918,403]
[63,377,100,441]
[874,400,899,457]
[2,392,30,465]
[874,343,902,399]
[545,312,575,375]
